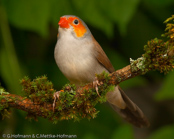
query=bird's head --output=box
[58,15,91,38]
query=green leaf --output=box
[2,0,139,37]
[155,71,174,101]
[0,47,21,94]
[73,0,139,37]
[0,5,22,94]
[148,125,174,139]
[99,0,140,35]
[2,0,51,37]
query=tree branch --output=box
[0,65,140,121]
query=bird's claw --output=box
[93,77,101,96]
[53,90,63,112]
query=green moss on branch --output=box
[130,15,174,75]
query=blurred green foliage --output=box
[1,0,174,139]
[148,125,174,139]
[155,71,174,100]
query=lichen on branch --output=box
[130,15,174,75]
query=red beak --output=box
[58,17,69,28]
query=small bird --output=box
[54,15,150,128]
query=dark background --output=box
[1,0,174,139]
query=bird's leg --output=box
[53,90,64,112]
[93,77,101,96]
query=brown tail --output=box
[106,86,150,128]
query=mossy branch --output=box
[1,15,174,122]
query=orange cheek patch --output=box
[74,23,87,37]
[68,17,87,37]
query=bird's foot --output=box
[53,90,64,112]
[93,77,101,96]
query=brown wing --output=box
[92,37,115,73]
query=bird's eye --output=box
[73,19,79,25]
